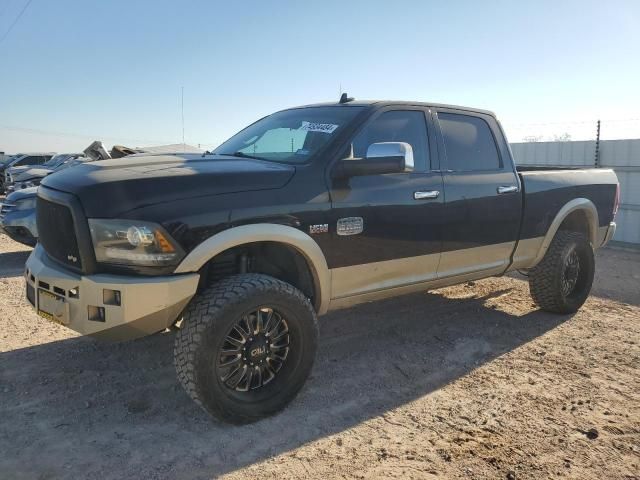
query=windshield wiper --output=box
[215,151,264,160]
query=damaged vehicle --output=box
[0,187,38,246]
[0,153,55,193]
[5,153,85,193]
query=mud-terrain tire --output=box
[528,231,595,314]
[174,274,318,424]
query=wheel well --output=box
[197,241,318,310]
[558,210,591,238]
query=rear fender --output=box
[532,198,599,266]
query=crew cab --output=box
[24,98,619,423]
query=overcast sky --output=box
[1,0,639,153]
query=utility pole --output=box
[181,86,185,150]
[594,119,601,168]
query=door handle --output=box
[497,185,519,194]
[414,190,440,200]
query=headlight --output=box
[14,196,37,211]
[88,219,185,267]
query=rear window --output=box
[438,113,501,171]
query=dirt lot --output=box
[0,232,638,480]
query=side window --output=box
[438,113,501,171]
[352,110,429,171]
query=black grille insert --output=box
[37,197,83,270]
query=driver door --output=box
[327,108,445,299]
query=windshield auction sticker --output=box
[299,121,339,134]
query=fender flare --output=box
[174,224,331,315]
[532,198,599,266]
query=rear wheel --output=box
[174,274,318,424]
[528,231,595,313]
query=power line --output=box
[0,124,218,148]
[0,0,34,46]
[0,124,176,146]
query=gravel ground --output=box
[0,233,638,480]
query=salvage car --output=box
[0,186,38,246]
[5,153,74,183]
[5,153,85,192]
[24,97,619,423]
[0,153,55,193]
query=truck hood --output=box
[13,167,53,181]
[40,153,296,217]
[7,165,40,176]
[6,186,38,202]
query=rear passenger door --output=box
[434,109,522,278]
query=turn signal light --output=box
[154,230,176,253]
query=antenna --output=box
[339,92,354,104]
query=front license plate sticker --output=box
[38,289,68,325]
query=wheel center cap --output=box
[245,335,269,362]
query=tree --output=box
[553,132,572,142]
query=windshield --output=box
[1,155,22,166]
[214,106,364,163]
[44,154,71,168]
[56,158,85,170]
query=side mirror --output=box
[335,142,414,178]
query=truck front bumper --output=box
[25,245,200,341]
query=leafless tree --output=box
[553,132,572,142]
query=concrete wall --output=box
[510,139,640,245]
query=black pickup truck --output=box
[24,97,619,423]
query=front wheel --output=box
[174,274,319,424]
[528,231,595,313]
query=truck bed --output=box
[517,167,618,248]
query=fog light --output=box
[88,306,105,322]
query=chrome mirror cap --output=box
[366,142,414,171]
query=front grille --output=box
[37,197,83,270]
[0,202,15,220]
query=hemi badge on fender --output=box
[337,217,364,236]
[309,224,329,234]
